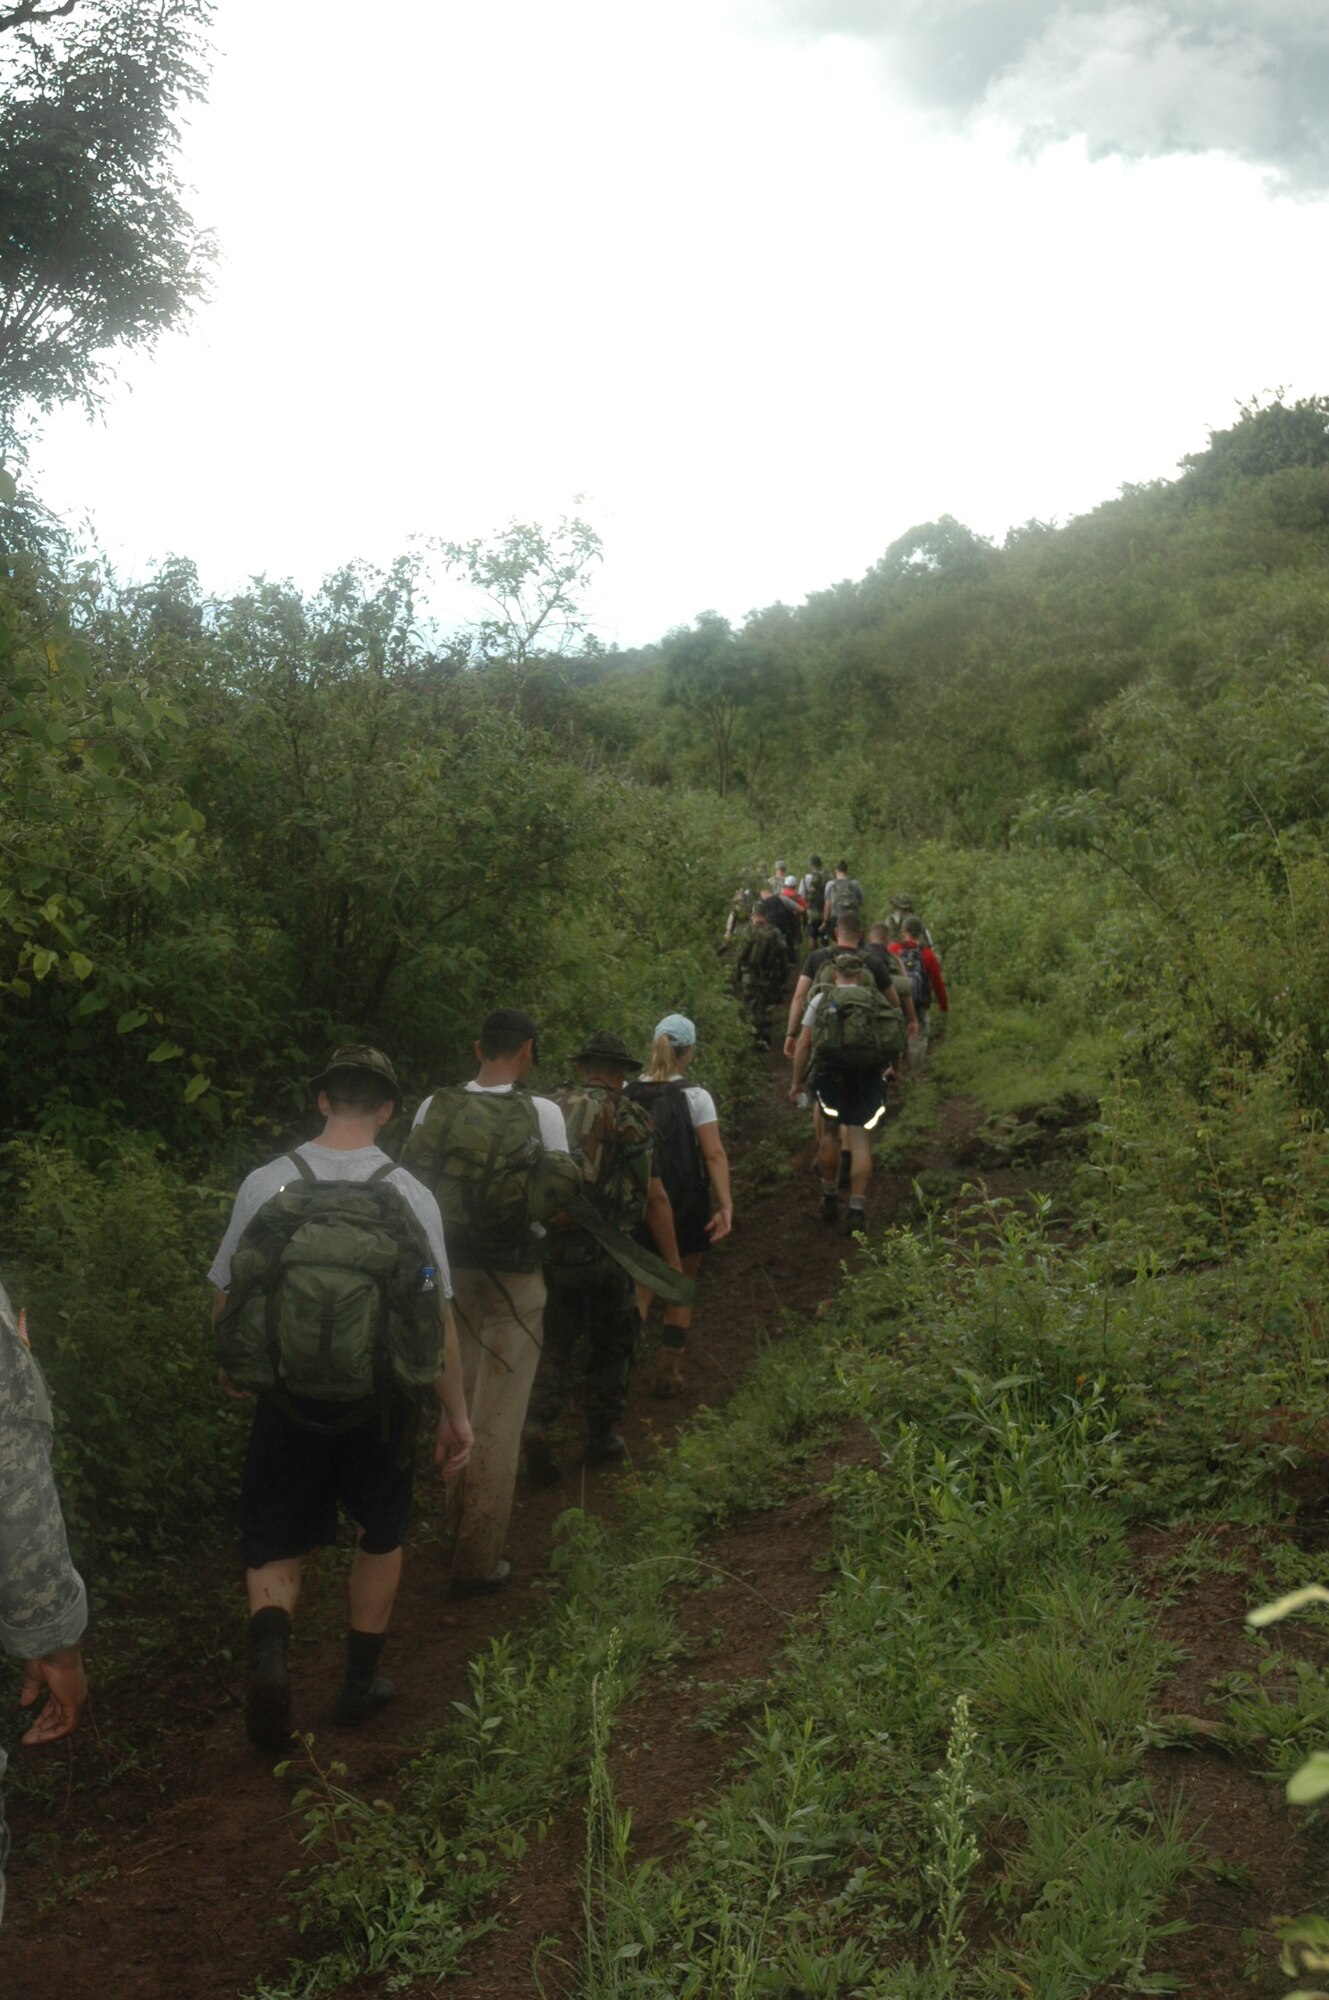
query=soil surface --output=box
[1,1054,1305,2000]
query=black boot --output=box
[332,1628,394,1727]
[246,1606,294,1754]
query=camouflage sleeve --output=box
[0,1319,87,1661]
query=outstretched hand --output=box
[706,1206,734,1244]
[20,1646,87,1746]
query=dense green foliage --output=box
[11,392,1329,1989]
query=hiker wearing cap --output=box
[800,857,828,948]
[733,900,790,1049]
[626,1015,733,1397]
[209,1045,473,1755]
[789,955,904,1230]
[402,1009,581,1598]
[883,894,934,949]
[525,1031,686,1482]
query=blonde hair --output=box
[647,1031,684,1082]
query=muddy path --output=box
[2,1055,951,2000]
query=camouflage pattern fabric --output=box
[0,1281,87,1926]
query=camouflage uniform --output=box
[0,1280,87,1926]
[733,919,789,1048]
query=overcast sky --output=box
[26,0,1329,647]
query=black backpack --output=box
[624,1080,710,1236]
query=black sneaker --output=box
[846,1206,867,1235]
[820,1192,839,1223]
[331,1675,395,1727]
[245,1649,294,1755]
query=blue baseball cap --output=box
[654,1012,696,1048]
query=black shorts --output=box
[239,1393,417,1568]
[813,1066,888,1131]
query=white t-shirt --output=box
[636,1074,718,1131]
[208,1143,452,1296]
[412,1079,569,1153]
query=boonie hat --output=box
[308,1043,402,1112]
[654,1012,696,1048]
[573,1029,641,1069]
[891,893,914,912]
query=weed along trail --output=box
[1,1049,932,2000]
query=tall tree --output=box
[0,0,215,452]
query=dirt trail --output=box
[1,1054,932,2000]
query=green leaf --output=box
[116,1008,149,1034]
[183,1072,211,1103]
[9,977,30,999]
[30,946,57,979]
[147,1041,184,1064]
[1288,1754,1329,1806]
[68,952,94,981]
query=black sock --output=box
[249,1605,291,1660]
[345,1628,388,1687]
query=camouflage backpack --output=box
[215,1155,443,1417]
[737,921,788,994]
[400,1087,580,1272]
[546,1084,653,1263]
[810,980,906,1073]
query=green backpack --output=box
[546,1084,653,1262]
[811,981,906,1073]
[215,1155,442,1418]
[400,1087,580,1272]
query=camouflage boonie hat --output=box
[831,949,867,972]
[890,894,914,912]
[572,1029,641,1070]
[308,1043,403,1112]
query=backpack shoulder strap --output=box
[288,1152,316,1185]
[367,1159,396,1185]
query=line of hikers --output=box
[208,1009,734,1755]
[728,857,949,1228]
[0,856,947,1892]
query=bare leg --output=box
[246,1558,300,1616]
[348,1545,402,1634]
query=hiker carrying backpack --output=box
[895,941,930,1015]
[809,980,906,1074]
[401,1085,574,1272]
[215,1153,445,1422]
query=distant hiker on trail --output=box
[890,918,949,1055]
[723,887,751,944]
[762,886,803,966]
[780,874,808,937]
[524,1031,688,1485]
[627,1014,734,1397]
[0,1279,88,1927]
[784,913,908,1060]
[789,950,906,1231]
[822,861,865,936]
[800,856,828,948]
[865,923,922,1048]
[402,1009,580,1600]
[883,893,934,948]
[210,1045,472,1755]
[733,900,790,1049]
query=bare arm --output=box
[697,1123,733,1242]
[784,972,813,1054]
[433,1302,473,1477]
[789,1024,814,1099]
